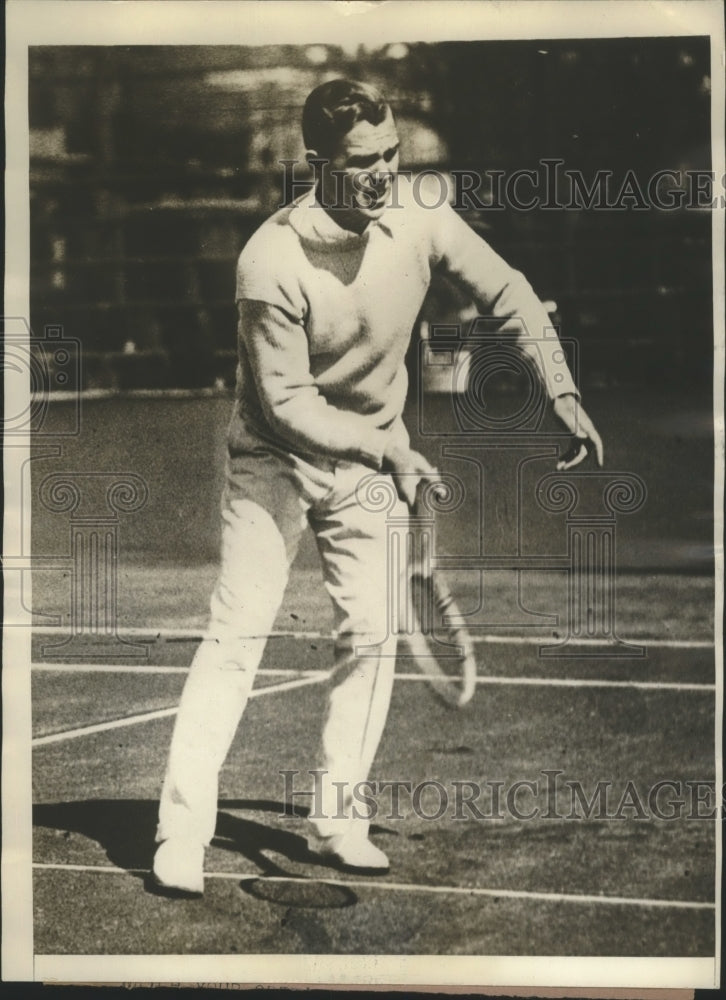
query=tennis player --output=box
[153,78,603,895]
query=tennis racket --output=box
[400,478,477,708]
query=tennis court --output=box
[31,563,716,956]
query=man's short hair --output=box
[302,79,390,157]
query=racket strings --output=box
[401,513,477,708]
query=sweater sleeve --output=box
[237,298,389,468]
[429,199,579,399]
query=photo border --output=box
[3,0,724,989]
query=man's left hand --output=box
[553,394,604,470]
[382,439,439,508]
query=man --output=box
[153,78,603,895]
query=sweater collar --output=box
[289,185,393,246]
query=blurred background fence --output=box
[30,38,713,391]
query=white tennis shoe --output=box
[152,837,205,896]
[307,829,390,874]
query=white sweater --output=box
[229,178,578,469]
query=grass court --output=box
[31,568,716,956]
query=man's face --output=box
[318,110,400,230]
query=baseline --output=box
[31,861,715,911]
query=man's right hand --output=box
[381,439,438,508]
[553,394,604,469]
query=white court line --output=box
[30,626,328,641]
[31,861,714,911]
[31,662,714,693]
[470,635,714,649]
[39,387,227,401]
[30,625,714,649]
[32,705,180,747]
[31,673,328,748]
[31,663,324,676]
[398,674,715,693]
[467,635,714,650]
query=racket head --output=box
[405,570,477,709]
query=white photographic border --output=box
[3,0,724,989]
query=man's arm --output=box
[430,199,603,466]
[239,298,390,468]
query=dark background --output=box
[28,39,716,570]
[29,38,713,390]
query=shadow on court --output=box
[33,797,397,900]
[31,787,716,955]
[33,798,303,872]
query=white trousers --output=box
[157,432,407,846]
